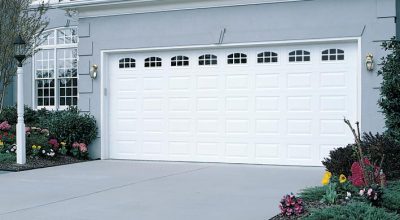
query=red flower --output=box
[349,158,380,187]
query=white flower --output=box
[367,188,373,196]
[347,192,351,197]
[42,150,45,154]
[6,150,9,153]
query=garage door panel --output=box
[109,42,358,166]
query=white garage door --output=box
[107,42,358,166]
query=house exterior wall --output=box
[22,0,397,159]
[22,8,78,108]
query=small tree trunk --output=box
[0,83,8,113]
[344,118,373,186]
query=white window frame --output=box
[32,27,79,110]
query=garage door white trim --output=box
[100,37,361,166]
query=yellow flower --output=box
[32,145,37,149]
[325,171,332,179]
[0,140,3,146]
[339,174,347,183]
[37,146,41,149]
[321,171,332,185]
[321,177,330,185]
[60,142,66,146]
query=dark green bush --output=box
[382,181,400,212]
[38,107,97,147]
[322,144,357,177]
[379,38,400,142]
[0,105,47,126]
[298,186,326,203]
[304,202,400,220]
[362,132,400,180]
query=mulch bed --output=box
[0,156,90,172]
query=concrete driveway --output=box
[0,160,323,220]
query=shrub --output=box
[362,132,400,180]
[322,144,357,177]
[379,38,400,142]
[38,107,97,148]
[304,202,399,220]
[298,186,326,203]
[322,132,400,180]
[382,181,400,212]
[0,105,45,126]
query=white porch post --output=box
[16,66,26,164]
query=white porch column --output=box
[16,66,26,164]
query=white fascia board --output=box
[57,0,305,18]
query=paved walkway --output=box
[0,160,323,220]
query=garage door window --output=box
[199,54,217,66]
[34,27,78,109]
[227,53,247,64]
[257,51,278,63]
[322,49,344,61]
[119,58,136,68]
[145,57,162,67]
[289,50,310,62]
[171,56,189,67]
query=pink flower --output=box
[72,142,80,148]
[25,127,31,133]
[359,189,365,196]
[79,143,87,153]
[48,139,59,150]
[0,121,11,131]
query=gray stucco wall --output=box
[22,0,397,159]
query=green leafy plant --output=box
[321,181,338,204]
[379,38,400,142]
[304,202,399,220]
[58,142,68,156]
[0,105,46,126]
[38,107,97,148]
[26,128,49,156]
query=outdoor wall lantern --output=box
[90,64,98,79]
[14,34,27,165]
[366,53,374,71]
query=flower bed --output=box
[0,106,97,171]
[270,121,400,219]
